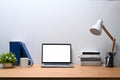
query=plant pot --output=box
[3,63,13,68]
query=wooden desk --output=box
[0,64,120,80]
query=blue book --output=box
[10,42,21,65]
[20,42,34,65]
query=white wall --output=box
[0,0,120,66]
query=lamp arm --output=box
[102,25,116,52]
[112,38,116,52]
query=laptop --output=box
[41,43,73,68]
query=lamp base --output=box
[105,52,116,68]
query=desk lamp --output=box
[90,19,116,67]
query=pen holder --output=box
[105,52,116,68]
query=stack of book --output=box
[80,51,101,66]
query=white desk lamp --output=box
[90,19,116,67]
[90,19,116,53]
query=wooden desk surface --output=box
[0,64,120,78]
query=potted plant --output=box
[0,52,17,68]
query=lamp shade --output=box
[90,19,103,35]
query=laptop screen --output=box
[42,43,71,63]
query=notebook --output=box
[41,43,73,68]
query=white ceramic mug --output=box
[20,57,32,68]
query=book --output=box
[81,61,101,66]
[20,42,34,65]
[81,57,101,61]
[81,55,100,58]
[80,51,101,66]
[10,42,21,65]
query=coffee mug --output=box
[20,57,32,68]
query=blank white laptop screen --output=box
[42,44,71,63]
[42,43,71,65]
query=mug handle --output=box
[28,59,33,67]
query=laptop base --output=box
[41,63,73,68]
